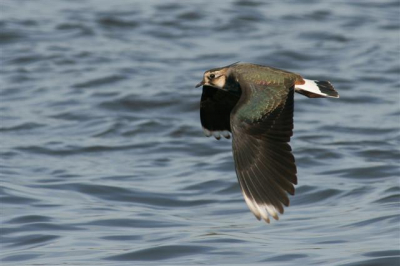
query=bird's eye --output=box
[209,74,215,79]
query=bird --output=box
[195,62,339,223]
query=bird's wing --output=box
[230,81,297,223]
[200,85,240,139]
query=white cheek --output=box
[214,77,226,89]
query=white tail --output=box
[295,79,339,98]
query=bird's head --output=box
[195,68,228,89]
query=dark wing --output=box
[200,85,240,139]
[231,83,297,223]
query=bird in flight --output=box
[196,62,339,223]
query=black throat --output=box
[223,74,241,97]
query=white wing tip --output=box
[243,193,281,223]
[202,128,231,139]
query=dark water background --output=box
[1,0,399,265]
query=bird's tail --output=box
[295,79,339,98]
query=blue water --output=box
[1,0,399,265]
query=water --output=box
[1,0,399,265]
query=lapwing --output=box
[195,62,339,223]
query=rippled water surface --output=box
[1,0,400,265]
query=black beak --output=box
[195,80,205,88]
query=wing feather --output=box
[200,85,240,139]
[231,82,297,221]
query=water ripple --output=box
[105,245,213,261]
[1,0,399,265]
